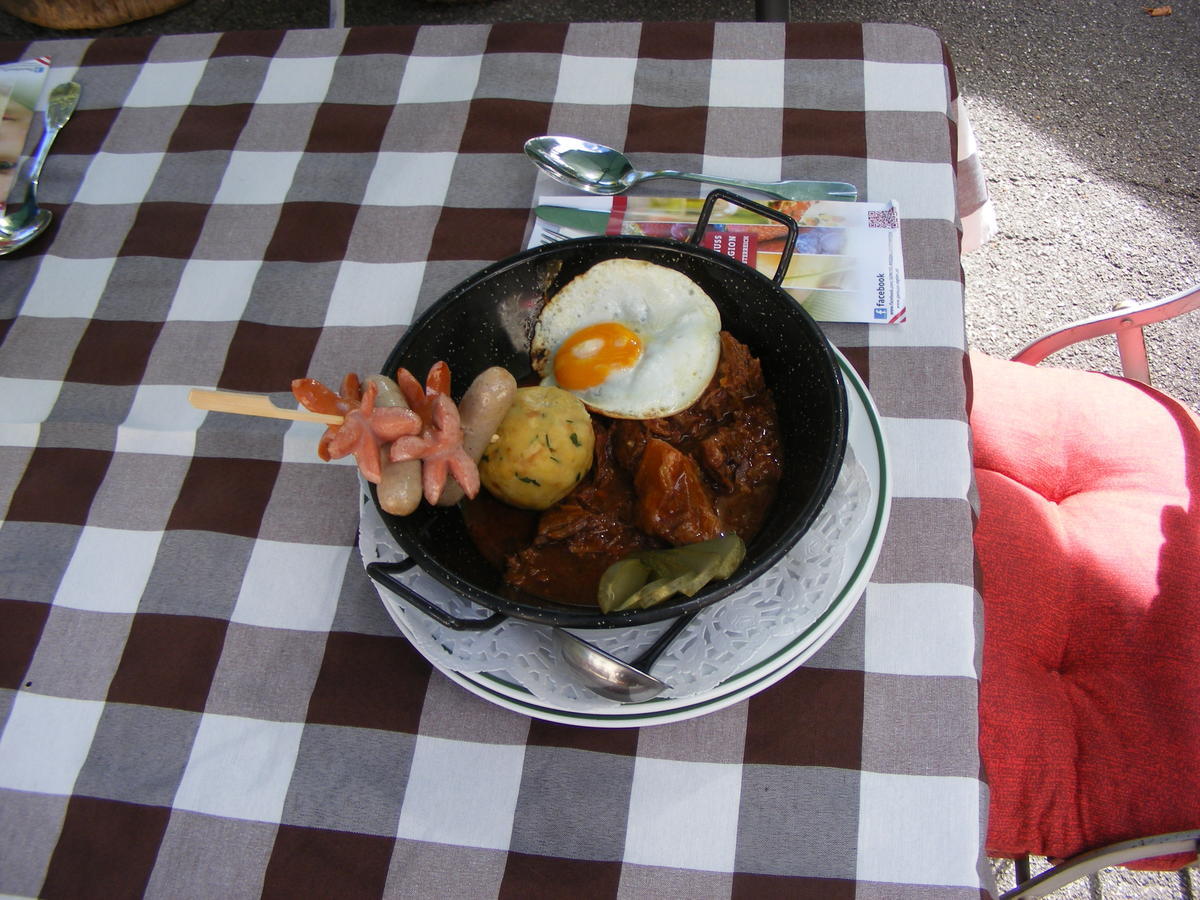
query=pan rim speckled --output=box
[371,223,847,630]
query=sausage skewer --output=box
[193,363,516,515]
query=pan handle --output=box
[366,560,508,631]
[690,188,799,287]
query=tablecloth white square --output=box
[856,772,982,887]
[213,151,304,206]
[0,693,105,795]
[116,385,205,456]
[169,260,263,321]
[232,539,350,633]
[397,55,483,105]
[73,152,163,205]
[623,758,742,871]
[17,258,115,320]
[708,59,785,109]
[883,418,973,499]
[0,377,61,446]
[174,714,305,822]
[395,736,526,849]
[325,260,422,328]
[864,583,978,678]
[53,527,163,614]
[865,159,957,220]
[554,55,639,106]
[123,60,207,108]
[257,56,338,105]
[863,61,949,114]
[362,151,457,208]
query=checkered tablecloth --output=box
[0,22,993,898]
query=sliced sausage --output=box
[368,374,423,516]
[437,366,518,506]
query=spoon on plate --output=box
[524,135,858,202]
[0,81,82,257]
[554,610,699,703]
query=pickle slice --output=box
[597,558,654,614]
[597,535,747,613]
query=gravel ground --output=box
[3,1,1197,896]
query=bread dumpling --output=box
[479,386,594,510]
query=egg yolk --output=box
[553,322,644,391]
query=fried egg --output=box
[531,259,722,419]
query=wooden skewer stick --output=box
[188,388,343,425]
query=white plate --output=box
[372,351,890,726]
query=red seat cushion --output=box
[969,351,1200,867]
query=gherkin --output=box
[597,535,746,613]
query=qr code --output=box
[867,207,899,229]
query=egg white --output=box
[531,259,722,419]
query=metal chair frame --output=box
[1012,282,1200,385]
[1003,831,1200,899]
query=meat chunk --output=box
[634,438,721,546]
[698,403,783,492]
[504,422,654,604]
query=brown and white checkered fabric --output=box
[0,22,993,898]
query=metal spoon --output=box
[525,135,858,202]
[0,81,82,256]
[554,610,698,703]
[0,208,53,256]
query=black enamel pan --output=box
[366,190,847,630]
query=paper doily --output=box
[359,447,870,711]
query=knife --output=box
[534,206,618,233]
